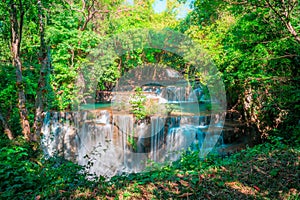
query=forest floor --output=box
[72,142,299,200]
[1,137,299,200]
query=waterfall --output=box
[165,125,197,161]
[161,86,188,102]
[150,116,165,161]
[191,128,206,151]
[113,114,133,170]
[41,107,224,177]
[41,112,79,160]
[188,88,203,102]
[41,112,53,157]
[77,122,117,176]
[168,116,181,128]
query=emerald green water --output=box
[168,102,208,114]
[80,103,112,110]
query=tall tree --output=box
[9,0,31,140]
[33,0,51,140]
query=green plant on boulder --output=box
[165,103,181,115]
[127,131,137,152]
[129,87,147,120]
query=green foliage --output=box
[127,131,137,151]
[165,103,180,114]
[0,133,299,199]
[45,3,103,109]
[107,141,299,199]
[0,143,39,198]
[0,137,95,199]
[0,0,41,134]
[0,0,300,198]
[129,87,147,120]
[180,0,300,141]
[0,64,22,135]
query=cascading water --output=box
[159,86,188,102]
[188,88,203,102]
[150,116,165,161]
[41,112,79,161]
[76,119,113,168]
[112,114,143,173]
[41,110,223,177]
[165,125,197,161]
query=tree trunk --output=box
[0,111,14,140]
[33,0,50,141]
[9,0,31,140]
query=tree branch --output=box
[257,54,298,60]
[0,111,14,140]
[265,0,300,43]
